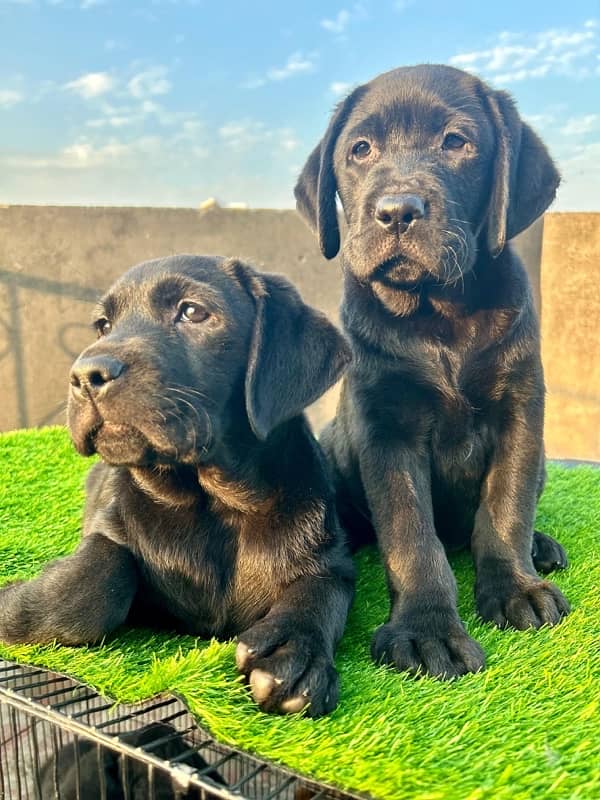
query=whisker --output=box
[168,383,211,402]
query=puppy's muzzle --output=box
[70,355,126,400]
[374,194,426,235]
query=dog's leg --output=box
[0,534,138,645]
[473,418,570,630]
[530,454,568,573]
[361,446,485,679]
[235,571,353,717]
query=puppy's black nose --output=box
[70,355,125,395]
[375,194,426,234]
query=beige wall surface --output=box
[541,213,600,461]
[0,205,595,460]
[0,205,345,434]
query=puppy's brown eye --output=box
[95,318,112,337]
[443,133,467,151]
[179,302,209,324]
[351,140,372,160]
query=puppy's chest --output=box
[131,512,236,625]
[128,506,295,636]
[366,346,501,460]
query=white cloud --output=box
[523,111,557,129]
[267,51,317,81]
[449,20,599,85]
[85,99,201,130]
[80,0,105,8]
[241,50,317,89]
[62,139,129,166]
[218,120,264,151]
[219,120,299,153]
[127,66,171,98]
[320,4,367,37]
[330,81,351,97]
[86,112,136,129]
[2,135,164,170]
[240,77,266,90]
[0,89,23,108]
[321,10,350,35]
[64,71,114,99]
[560,114,600,137]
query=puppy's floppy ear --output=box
[294,85,366,260]
[485,90,560,257]
[241,269,351,441]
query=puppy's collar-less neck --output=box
[130,465,201,509]
[197,463,276,516]
[342,250,521,324]
[129,443,279,516]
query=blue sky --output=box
[1,0,598,209]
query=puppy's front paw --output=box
[236,616,339,718]
[477,575,570,630]
[371,615,485,679]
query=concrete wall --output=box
[0,205,597,460]
[541,214,600,461]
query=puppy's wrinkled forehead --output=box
[342,65,492,145]
[98,255,252,321]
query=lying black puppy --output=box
[0,255,354,716]
[295,64,569,679]
[40,722,226,800]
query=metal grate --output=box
[0,659,364,800]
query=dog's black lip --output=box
[372,256,432,291]
[82,421,101,456]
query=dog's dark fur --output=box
[295,64,569,679]
[0,255,354,716]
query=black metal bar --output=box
[228,763,268,791]
[70,700,115,719]
[92,696,179,728]
[0,666,45,680]
[140,725,198,753]
[10,707,24,800]
[263,775,297,800]
[50,691,100,712]
[27,717,44,800]
[51,724,61,800]
[10,675,70,694]
[29,684,82,703]
[74,732,82,800]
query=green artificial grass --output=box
[1,426,599,800]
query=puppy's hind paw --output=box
[532,530,568,574]
[477,575,570,630]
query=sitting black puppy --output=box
[0,255,354,717]
[294,64,569,679]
